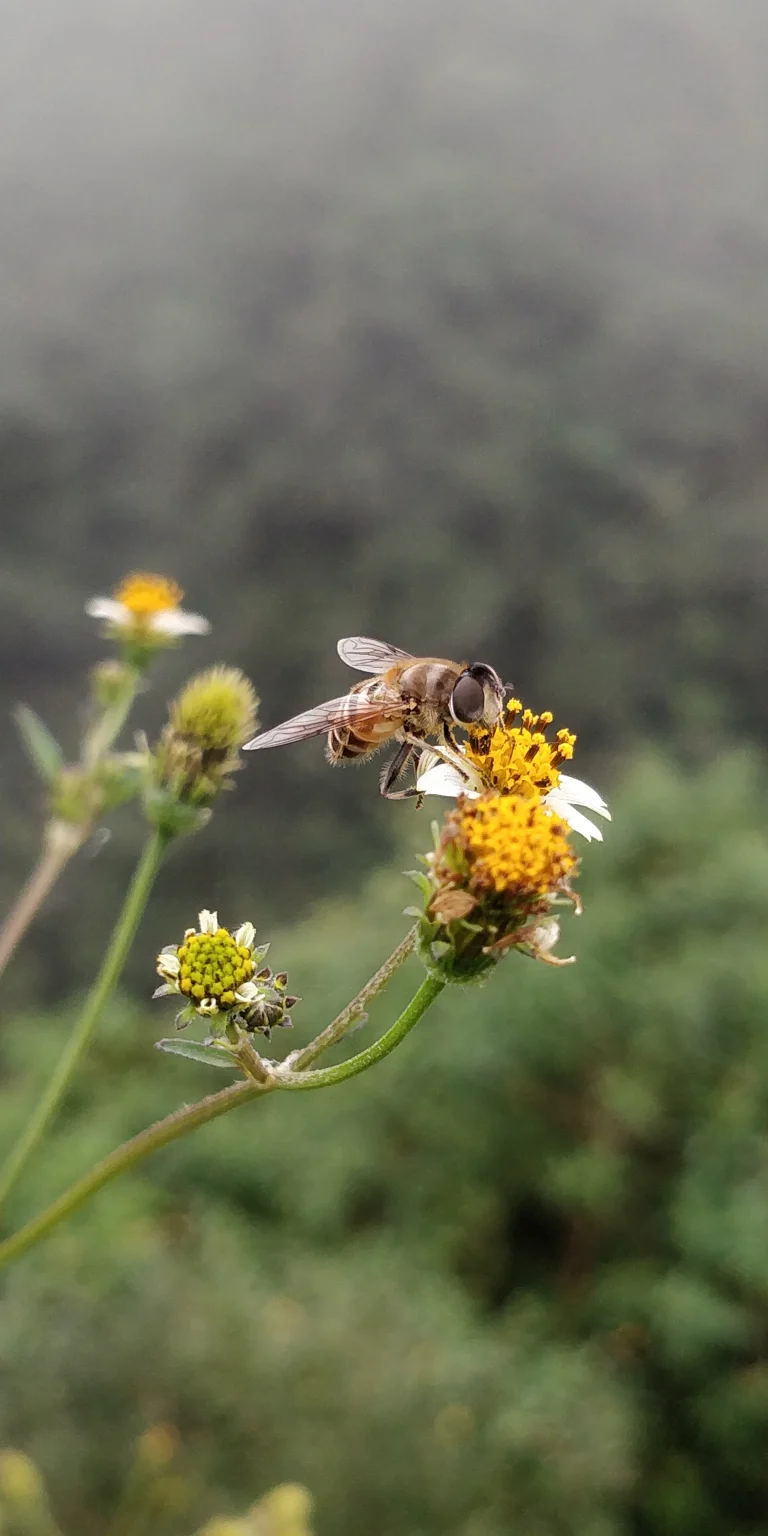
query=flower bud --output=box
[90,658,138,711]
[134,1422,180,1472]
[0,1450,51,1515]
[147,667,259,834]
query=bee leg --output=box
[380,742,423,801]
[402,728,471,783]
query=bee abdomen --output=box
[326,726,371,762]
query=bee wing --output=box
[243,695,398,751]
[337,636,413,674]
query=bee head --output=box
[449,663,505,729]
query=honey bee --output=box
[243,636,505,799]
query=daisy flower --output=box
[416,698,610,843]
[154,909,297,1036]
[86,573,210,641]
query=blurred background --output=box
[2,0,768,1530]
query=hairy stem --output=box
[0,1078,268,1268]
[277,974,444,1089]
[0,665,143,986]
[81,672,142,767]
[0,830,168,1217]
[0,823,83,985]
[0,972,444,1269]
[290,923,417,1069]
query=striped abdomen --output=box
[325,661,460,763]
[326,682,401,762]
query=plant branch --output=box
[0,822,84,984]
[289,923,417,1070]
[0,665,143,986]
[0,829,168,1217]
[276,973,444,1089]
[0,1077,270,1268]
[0,971,444,1269]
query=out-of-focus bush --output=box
[3,751,768,1533]
[0,1438,313,1536]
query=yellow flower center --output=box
[113,572,182,618]
[175,927,254,1008]
[457,792,577,899]
[465,698,576,798]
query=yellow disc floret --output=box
[456,792,577,900]
[113,572,183,618]
[465,698,576,799]
[419,791,579,979]
[155,911,299,1034]
[175,926,255,1009]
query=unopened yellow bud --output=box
[135,1422,180,1471]
[253,1484,313,1534]
[169,667,258,754]
[90,658,136,710]
[148,668,259,824]
[0,1449,48,1508]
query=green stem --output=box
[278,974,444,1089]
[0,1078,267,1269]
[0,830,168,1218]
[0,975,444,1269]
[291,924,417,1070]
[82,666,143,767]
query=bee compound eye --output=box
[450,672,487,724]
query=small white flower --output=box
[416,754,611,842]
[86,574,210,639]
[86,597,210,636]
[153,912,297,1038]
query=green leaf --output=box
[14,705,64,784]
[155,1038,239,1069]
[404,869,431,898]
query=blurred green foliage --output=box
[3,753,768,1533]
[2,4,768,1531]
[4,0,768,999]
[0,1439,313,1536]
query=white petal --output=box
[235,981,260,1003]
[556,774,611,820]
[416,761,482,799]
[157,952,181,977]
[234,922,255,951]
[530,917,561,954]
[151,608,211,636]
[198,909,218,933]
[85,597,130,624]
[198,997,219,1014]
[546,792,603,842]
